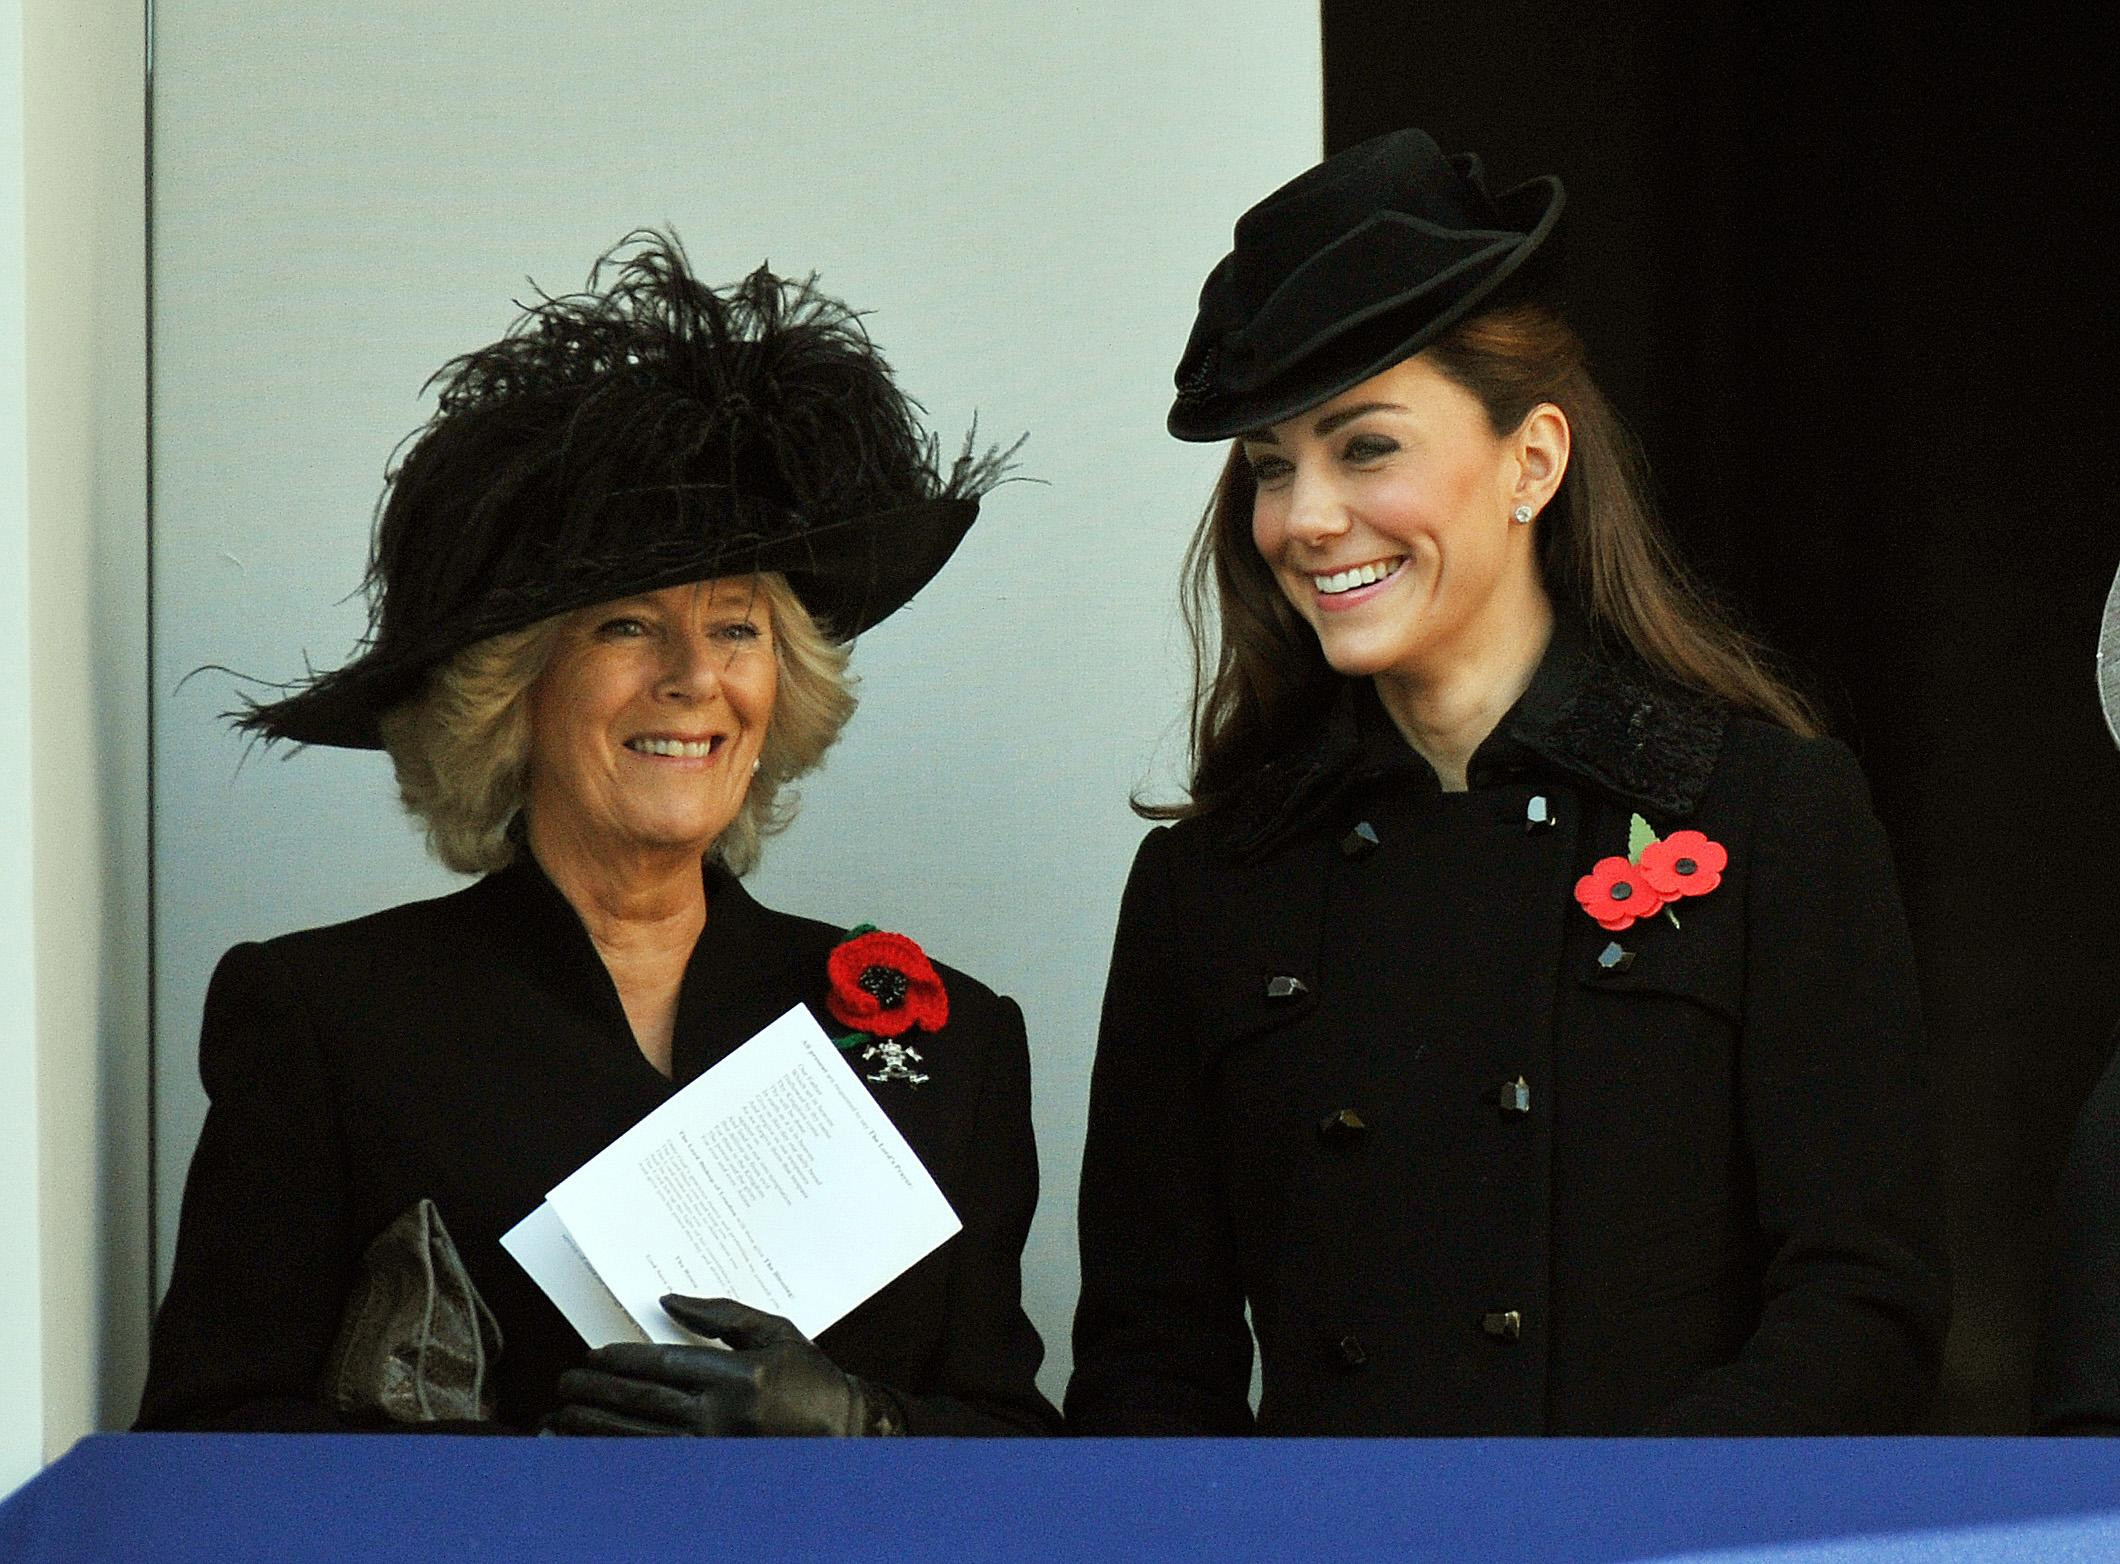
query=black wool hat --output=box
[1168,128,1565,442]
[239,231,1011,749]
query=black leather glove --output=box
[543,1295,905,1437]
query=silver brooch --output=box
[862,1039,929,1087]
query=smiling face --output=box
[523,576,778,872]
[1241,353,1561,686]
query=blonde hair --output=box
[378,573,855,875]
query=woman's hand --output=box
[543,1295,904,1437]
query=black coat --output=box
[2034,1020,2120,1434]
[137,853,1058,1435]
[1067,623,1949,1435]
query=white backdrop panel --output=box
[152,0,1320,1403]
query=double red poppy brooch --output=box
[1574,814,1728,933]
[826,924,948,1086]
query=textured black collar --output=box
[1227,612,1729,855]
[471,846,826,1083]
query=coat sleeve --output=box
[2033,1020,2120,1433]
[1066,826,1257,1434]
[135,941,370,1431]
[1644,737,1951,1433]
[886,993,1062,1435]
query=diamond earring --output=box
[1511,505,1534,525]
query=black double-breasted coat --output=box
[1066,623,1950,1434]
[138,853,1058,1435]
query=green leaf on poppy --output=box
[1628,813,1659,863]
[841,922,880,942]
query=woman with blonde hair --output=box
[1067,132,1948,1435]
[138,234,1057,1437]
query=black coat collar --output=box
[1228,613,1728,855]
[470,847,828,1083]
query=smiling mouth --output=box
[1311,557,1406,596]
[625,736,724,759]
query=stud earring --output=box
[1512,505,1534,525]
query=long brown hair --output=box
[1148,302,1818,820]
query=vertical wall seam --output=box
[140,0,157,1327]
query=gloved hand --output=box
[542,1295,905,1437]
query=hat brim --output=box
[1168,174,1565,442]
[240,495,980,750]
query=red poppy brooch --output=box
[1574,814,1728,932]
[826,924,948,1085]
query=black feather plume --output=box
[373,229,1001,638]
[234,228,1016,747]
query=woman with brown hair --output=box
[1066,131,1948,1434]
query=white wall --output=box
[0,0,42,1486]
[0,0,152,1485]
[152,2,1318,1402]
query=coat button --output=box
[1496,1076,1531,1114]
[1525,795,1556,832]
[1336,1333,1369,1370]
[1265,975,1311,1000]
[1339,820,1381,858]
[1595,941,1635,974]
[1482,1310,1523,1341]
[1317,1107,1368,1144]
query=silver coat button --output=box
[1339,820,1381,858]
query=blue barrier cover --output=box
[4,1434,2117,1563]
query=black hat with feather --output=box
[240,230,1009,749]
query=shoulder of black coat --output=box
[248,873,496,965]
[1704,714,1873,818]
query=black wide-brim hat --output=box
[1168,128,1564,442]
[240,233,1007,750]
